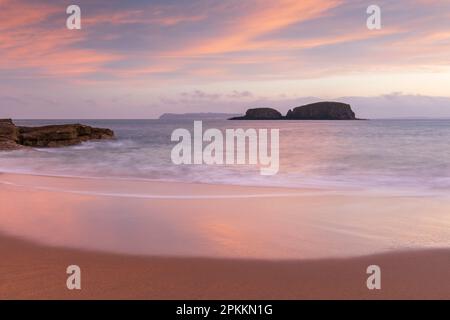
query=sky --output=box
[1,0,450,119]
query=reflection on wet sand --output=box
[0,173,450,259]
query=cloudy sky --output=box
[1,0,450,118]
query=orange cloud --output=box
[0,0,58,30]
[255,27,404,51]
[1,0,450,86]
[0,0,121,78]
[171,0,342,56]
[82,9,206,27]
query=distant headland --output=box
[230,102,359,120]
[160,112,241,120]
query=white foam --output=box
[0,179,332,199]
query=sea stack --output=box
[229,108,283,120]
[286,102,356,120]
[0,119,115,151]
[229,102,359,121]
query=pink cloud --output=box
[1,0,450,87]
[0,0,121,78]
[171,0,343,56]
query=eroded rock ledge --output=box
[0,119,115,151]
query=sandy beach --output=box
[0,233,449,299]
[2,0,450,302]
[0,172,449,299]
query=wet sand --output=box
[0,172,449,299]
[0,233,449,299]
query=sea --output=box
[1,119,450,258]
[1,119,450,194]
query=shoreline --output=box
[1,172,450,259]
[0,232,449,299]
[1,170,447,199]
[0,172,449,299]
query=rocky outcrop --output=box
[229,108,283,120]
[286,102,356,120]
[18,124,114,148]
[0,119,115,151]
[229,102,359,121]
[0,119,22,150]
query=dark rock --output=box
[286,102,356,120]
[229,102,359,121]
[0,120,115,151]
[18,124,114,147]
[0,119,19,141]
[0,119,21,150]
[229,108,283,120]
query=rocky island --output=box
[229,102,358,120]
[0,119,115,151]
[229,108,283,120]
[286,102,356,120]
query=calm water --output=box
[1,119,450,193]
